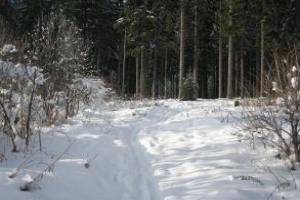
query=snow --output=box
[0,44,17,56]
[0,60,44,83]
[1,80,300,200]
[291,77,298,89]
[272,81,278,92]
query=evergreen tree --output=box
[1,0,299,100]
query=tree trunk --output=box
[193,0,199,97]
[135,48,140,98]
[295,138,300,163]
[171,67,176,98]
[65,90,70,119]
[0,99,17,152]
[117,58,121,94]
[25,71,37,148]
[273,48,282,90]
[255,22,260,97]
[38,130,42,152]
[152,39,158,99]
[260,16,265,97]
[171,72,174,98]
[179,0,186,99]
[140,46,145,98]
[164,49,168,99]
[121,29,127,97]
[292,124,300,162]
[218,0,223,98]
[240,49,245,98]
[226,0,233,99]
[234,50,239,97]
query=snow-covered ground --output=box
[1,80,300,200]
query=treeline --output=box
[117,0,300,99]
[0,0,299,100]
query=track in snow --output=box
[1,99,298,200]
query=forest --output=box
[1,0,299,100]
[1,0,300,200]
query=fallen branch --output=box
[20,143,73,191]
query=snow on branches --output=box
[0,12,90,152]
[242,48,300,167]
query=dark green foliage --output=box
[234,100,240,107]
[0,0,299,99]
[181,76,197,101]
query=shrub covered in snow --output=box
[0,44,17,59]
[0,12,90,152]
[0,50,45,152]
[242,49,300,167]
[26,12,89,124]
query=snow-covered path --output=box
[139,100,269,200]
[0,100,177,200]
[1,97,299,200]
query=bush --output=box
[181,77,197,101]
[241,46,300,167]
[0,12,90,152]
